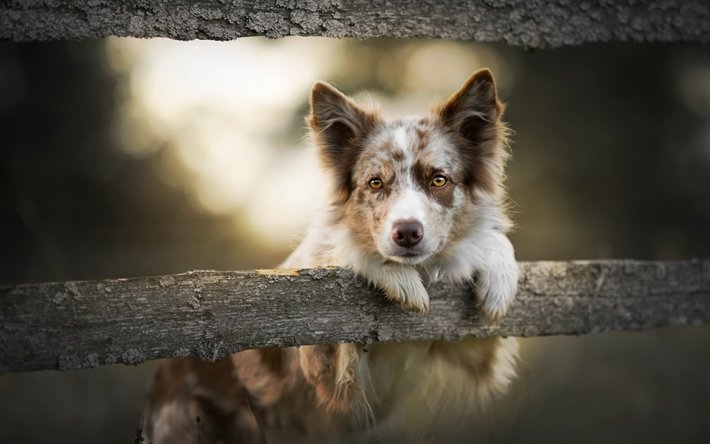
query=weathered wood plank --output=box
[1,1,709,47]
[0,260,708,373]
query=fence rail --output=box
[1,260,708,374]
[1,1,709,46]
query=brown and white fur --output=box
[144,69,519,444]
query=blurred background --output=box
[0,37,709,443]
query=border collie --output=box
[145,69,519,443]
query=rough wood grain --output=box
[1,1,709,47]
[1,260,709,373]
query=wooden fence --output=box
[1,1,708,47]
[1,261,709,373]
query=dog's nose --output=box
[392,220,424,247]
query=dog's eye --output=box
[369,178,383,189]
[431,176,447,187]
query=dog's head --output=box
[308,69,509,264]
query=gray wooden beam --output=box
[1,1,709,47]
[1,260,708,373]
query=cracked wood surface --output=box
[1,1,709,47]
[1,260,709,373]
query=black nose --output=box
[391,220,424,247]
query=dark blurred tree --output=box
[0,41,283,285]
[504,43,710,261]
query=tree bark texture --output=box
[1,1,709,47]
[1,260,709,373]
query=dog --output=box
[144,69,519,443]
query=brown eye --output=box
[431,176,447,187]
[369,178,383,189]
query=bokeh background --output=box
[1,37,709,443]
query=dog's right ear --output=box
[308,82,379,202]
[437,69,509,196]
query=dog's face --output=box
[309,70,508,264]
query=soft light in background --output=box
[0,37,709,443]
[105,37,513,249]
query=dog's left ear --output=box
[308,81,380,202]
[438,69,508,194]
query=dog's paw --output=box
[380,268,430,315]
[399,278,430,315]
[475,262,519,322]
